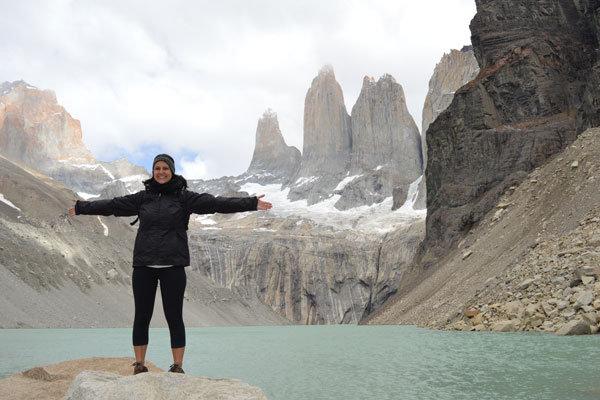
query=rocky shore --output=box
[0,357,266,400]
[446,209,600,335]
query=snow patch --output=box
[59,161,115,180]
[97,216,109,236]
[0,193,21,212]
[397,175,426,213]
[78,192,100,200]
[240,181,425,235]
[119,174,147,183]
[335,175,361,191]
[253,228,277,233]
[196,215,217,225]
[294,176,318,186]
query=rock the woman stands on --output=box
[68,153,272,374]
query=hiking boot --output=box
[132,361,148,375]
[168,363,184,373]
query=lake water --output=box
[0,325,598,399]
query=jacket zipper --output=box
[156,193,162,262]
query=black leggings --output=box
[132,266,187,348]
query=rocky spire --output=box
[421,47,479,140]
[288,66,352,204]
[300,65,351,176]
[350,74,422,177]
[247,109,301,181]
[328,74,423,211]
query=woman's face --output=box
[153,161,173,184]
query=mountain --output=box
[0,67,428,328]
[0,154,289,328]
[366,0,600,332]
[246,109,301,183]
[0,81,94,165]
[365,127,600,335]
[0,81,149,197]
[286,67,424,211]
[422,0,600,260]
[414,47,480,209]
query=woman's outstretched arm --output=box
[68,192,143,217]
[184,191,271,215]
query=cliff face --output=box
[423,0,600,260]
[414,47,480,210]
[189,216,424,324]
[246,110,301,182]
[336,75,422,211]
[287,66,352,205]
[0,81,148,196]
[0,82,94,166]
[350,74,422,175]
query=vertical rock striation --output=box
[414,47,480,210]
[422,0,600,261]
[189,217,424,325]
[287,66,352,204]
[246,109,301,182]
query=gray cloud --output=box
[0,0,476,178]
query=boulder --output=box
[574,291,594,310]
[464,309,479,318]
[64,371,267,400]
[503,301,523,319]
[555,319,592,336]
[473,314,485,326]
[491,320,518,332]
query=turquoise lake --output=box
[0,325,599,399]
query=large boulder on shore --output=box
[555,319,593,336]
[64,370,267,400]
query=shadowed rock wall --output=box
[423,0,600,261]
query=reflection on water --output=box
[0,325,599,400]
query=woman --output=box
[68,153,272,374]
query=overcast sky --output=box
[1,0,476,179]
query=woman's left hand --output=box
[257,195,272,210]
[68,199,77,217]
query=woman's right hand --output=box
[68,199,77,217]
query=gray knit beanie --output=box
[153,153,175,174]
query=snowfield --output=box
[239,176,425,234]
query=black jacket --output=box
[75,182,258,267]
